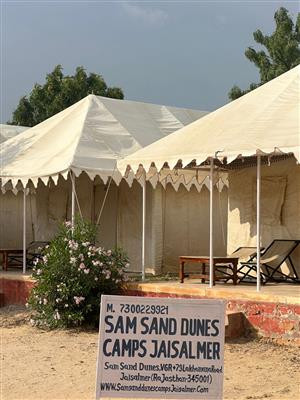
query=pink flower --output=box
[79,262,85,270]
[73,296,85,305]
[68,240,78,250]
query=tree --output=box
[10,65,124,126]
[229,7,300,101]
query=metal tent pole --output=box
[209,158,214,288]
[256,155,261,292]
[23,187,27,274]
[71,172,76,228]
[142,176,146,281]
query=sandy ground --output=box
[1,306,299,400]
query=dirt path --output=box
[1,306,299,400]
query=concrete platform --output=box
[126,279,300,305]
[1,272,299,340]
[126,280,300,341]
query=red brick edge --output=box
[1,279,299,340]
[0,278,35,306]
[125,290,300,340]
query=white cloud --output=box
[122,2,168,26]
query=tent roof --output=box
[0,124,28,143]
[118,65,300,175]
[0,95,207,187]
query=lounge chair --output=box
[1,241,49,270]
[214,247,261,283]
[238,239,300,284]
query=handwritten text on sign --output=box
[96,295,225,399]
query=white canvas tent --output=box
[0,95,228,274]
[0,125,31,253]
[0,124,28,143]
[117,66,300,290]
[227,156,300,279]
[0,95,208,187]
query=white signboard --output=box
[96,295,225,399]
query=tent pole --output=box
[256,155,261,292]
[23,187,27,274]
[209,158,214,288]
[71,171,75,228]
[142,175,146,281]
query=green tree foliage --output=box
[10,65,124,126]
[229,7,300,101]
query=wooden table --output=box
[179,256,239,285]
[0,249,23,271]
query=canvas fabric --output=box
[227,158,300,276]
[0,174,228,272]
[118,66,300,175]
[0,124,28,143]
[0,95,207,188]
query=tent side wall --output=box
[1,174,229,275]
[0,190,35,248]
[117,180,162,274]
[227,158,300,273]
[34,174,118,249]
[161,185,228,273]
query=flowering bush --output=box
[28,218,130,328]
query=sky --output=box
[1,0,299,123]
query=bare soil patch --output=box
[1,306,299,400]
